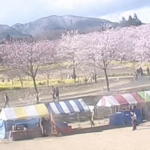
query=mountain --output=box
[12,15,118,39]
[0,25,29,39]
[0,15,118,39]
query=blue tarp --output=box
[0,120,6,139]
[4,118,40,139]
[109,109,143,125]
[6,118,40,130]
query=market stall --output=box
[138,91,150,102]
[0,120,5,139]
[97,92,145,108]
[46,99,89,134]
[138,91,150,120]
[47,99,89,114]
[96,92,145,125]
[0,104,49,140]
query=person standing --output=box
[136,69,139,76]
[131,110,137,131]
[139,67,143,76]
[41,117,51,136]
[51,86,56,101]
[55,87,59,101]
[134,71,138,81]
[4,93,9,108]
[141,67,143,76]
[89,110,95,127]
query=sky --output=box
[0,0,150,25]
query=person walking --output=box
[139,67,143,76]
[4,93,10,108]
[55,87,59,100]
[131,110,137,131]
[89,110,95,127]
[134,71,138,81]
[51,86,56,101]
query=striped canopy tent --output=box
[46,99,89,115]
[138,91,150,102]
[0,104,49,121]
[97,92,145,107]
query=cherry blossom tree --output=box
[59,30,85,82]
[0,40,57,103]
[116,27,138,62]
[39,65,54,87]
[4,68,25,89]
[58,26,141,90]
[59,29,127,90]
[115,25,150,66]
[80,30,123,91]
[80,26,142,90]
[131,24,150,61]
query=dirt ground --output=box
[1,122,150,150]
[1,75,150,109]
[1,76,150,150]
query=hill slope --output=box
[0,25,28,39]
[12,15,118,39]
[0,15,118,39]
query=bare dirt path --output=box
[1,122,150,150]
[0,76,150,108]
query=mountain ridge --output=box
[0,15,118,39]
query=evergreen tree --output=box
[122,17,126,22]
[120,14,142,27]
[133,13,142,26]
[134,13,138,20]
[5,34,11,41]
[128,15,133,26]
[120,17,127,27]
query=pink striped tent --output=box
[97,92,145,107]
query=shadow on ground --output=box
[70,122,150,135]
[71,124,131,135]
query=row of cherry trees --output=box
[0,24,149,102]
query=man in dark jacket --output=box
[55,87,59,100]
[4,93,9,108]
[41,117,51,136]
[51,86,56,101]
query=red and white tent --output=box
[97,92,145,107]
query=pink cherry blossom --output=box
[0,40,57,102]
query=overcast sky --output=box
[0,0,150,25]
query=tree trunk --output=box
[73,66,76,82]
[46,74,50,87]
[94,69,97,83]
[19,75,24,88]
[28,76,30,81]
[32,76,39,103]
[72,58,76,82]
[103,68,109,91]
[60,69,63,81]
[11,79,14,90]
[46,79,49,87]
